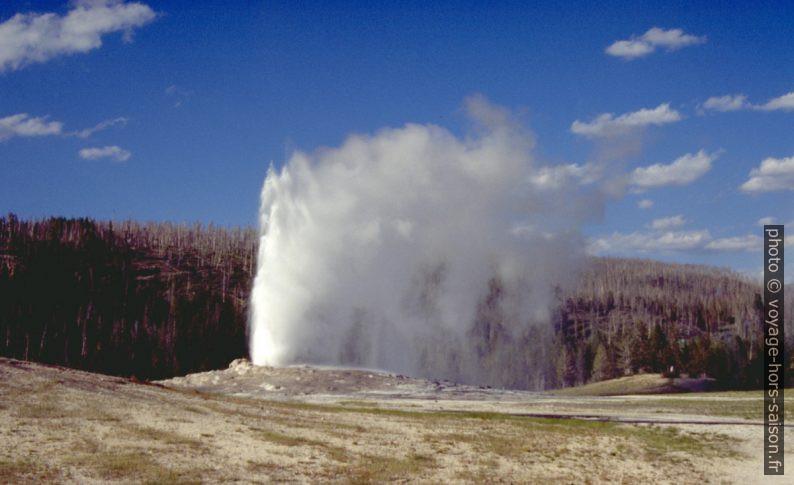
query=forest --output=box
[0,213,256,379]
[551,258,790,389]
[0,213,790,388]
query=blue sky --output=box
[0,1,792,277]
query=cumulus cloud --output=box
[588,230,710,254]
[0,113,62,141]
[0,0,156,73]
[72,117,128,138]
[701,94,750,112]
[589,229,760,255]
[757,92,794,112]
[528,162,601,190]
[650,215,685,230]
[606,40,654,60]
[638,199,654,209]
[605,27,706,60]
[78,145,130,161]
[740,155,794,193]
[630,150,716,191]
[757,216,776,226]
[571,103,681,138]
[701,91,794,113]
[705,235,762,252]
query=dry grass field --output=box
[1,357,790,484]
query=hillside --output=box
[551,258,791,389]
[0,213,790,388]
[552,374,717,397]
[0,214,256,379]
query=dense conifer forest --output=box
[0,214,256,379]
[554,258,791,389]
[0,213,790,388]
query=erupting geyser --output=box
[249,96,601,389]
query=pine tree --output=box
[591,343,616,382]
[648,323,670,372]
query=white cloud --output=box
[605,40,655,60]
[528,163,600,190]
[0,0,156,74]
[704,234,762,252]
[0,113,62,141]
[701,94,749,112]
[72,117,127,138]
[638,199,654,209]
[740,155,794,193]
[701,91,794,113]
[589,229,761,255]
[630,150,715,191]
[757,216,776,226]
[650,215,685,230]
[79,145,130,162]
[605,27,706,60]
[639,28,703,49]
[757,92,794,112]
[571,103,681,138]
[588,229,711,254]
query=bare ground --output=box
[1,357,790,484]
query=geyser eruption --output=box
[250,96,600,389]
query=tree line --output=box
[0,213,256,379]
[1,213,790,388]
[551,258,792,389]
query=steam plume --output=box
[250,96,600,388]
